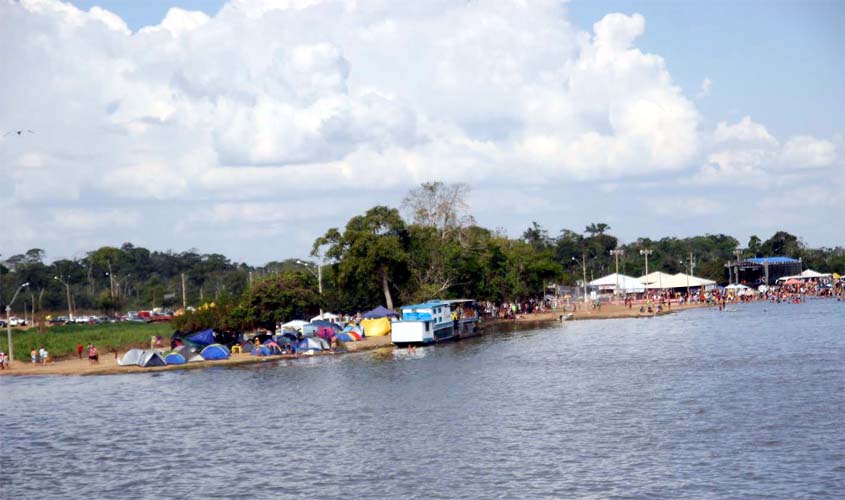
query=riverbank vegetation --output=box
[2,183,843,327]
[11,322,172,358]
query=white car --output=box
[8,316,27,327]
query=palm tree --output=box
[585,223,610,236]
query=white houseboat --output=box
[391,299,480,346]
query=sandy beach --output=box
[0,302,710,377]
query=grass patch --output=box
[6,322,174,359]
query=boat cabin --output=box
[392,299,479,346]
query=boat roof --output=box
[401,299,476,309]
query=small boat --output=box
[392,299,481,346]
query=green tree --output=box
[236,272,322,331]
[315,206,410,311]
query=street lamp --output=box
[5,282,30,362]
[640,248,654,297]
[610,249,624,301]
[571,254,588,303]
[296,259,323,316]
[53,275,74,320]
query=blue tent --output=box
[186,328,215,347]
[311,319,333,327]
[164,352,186,365]
[201,343,230,360]
[362,306,398,319]
[251,346,270,356]
[297,337,329,352]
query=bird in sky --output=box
[3,130,35,136]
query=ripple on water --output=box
[2,300,844,499]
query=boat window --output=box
[425,323,430,332]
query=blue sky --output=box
[2,0,842,264]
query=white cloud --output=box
[779,136,836,169]
[0,0,840,261]
[713,116,777,146]
[693,116,838,186]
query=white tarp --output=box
[588,273,645,293]
[281,320,308,329]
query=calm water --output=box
[1,300,843,499]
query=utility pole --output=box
[733,249,743,285]
[610,249,624,301]
[6,282,30,362]
[53,275,74,320]
[640,248,653,296]
[181,273,187,308]
[581,253,588,303]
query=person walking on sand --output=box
[77,343,84,359]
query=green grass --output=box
[6,322,174,359]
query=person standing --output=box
[0,351,8,370]
[88,343,99,365]
[39,346,48,365]
[77,343,84,359]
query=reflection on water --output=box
[2,300,843,499]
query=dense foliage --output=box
[2,184,843,326]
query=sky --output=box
[1,0,843,265]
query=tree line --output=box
[2,182,843,328]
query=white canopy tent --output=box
[799,269,830,278]
[641,272,717,290]
[310,313,341,322]
[588,273,645,293]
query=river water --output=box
[1,300,843,499]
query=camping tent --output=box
[186,328,215,347]
[315,326,335,341]
[264,342,284,355]
[138,350,167,367]
[297,337,330,352]
[336,331,362,342]
[164,352,187,365]
[301,323,318,336]
[281,320,307,330]
[362,306,398,319]
[588,273,645,293]
[361,317,391,337]
[251,346,270,356]
[201,344,230,360]
[118,349,144,366]
[174,345,204,363]
[310,313,340,322]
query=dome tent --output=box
[201,344,230,360]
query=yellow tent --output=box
[361,317,391,337]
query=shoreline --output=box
[1,302,710,377]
